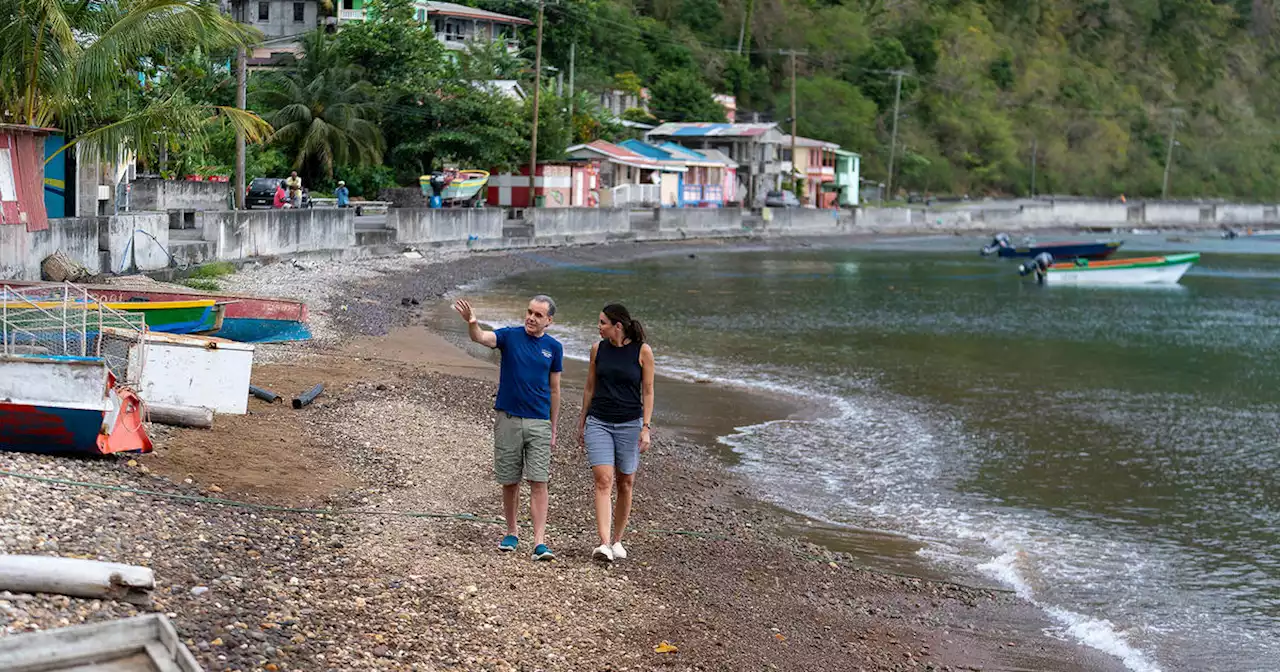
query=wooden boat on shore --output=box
[0,355,152,456]
[1,281,310,342]
[1019,253,1200,286]
[419,169,489,207]
[982,233,1122,260]
[3,297,225,335]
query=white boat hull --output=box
[1044,261,1194,286]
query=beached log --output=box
[147,402,214,429]
[0,555,155,605]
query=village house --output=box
[336,0,530,52]
[0,125,53,233]
[645,122,784,207]
[781,135,840,208]
[618,140,737,207]
[566,140,686,208]
[834,149,861,207]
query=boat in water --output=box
[1019,252,1200,286]
[419,169,489,207]
[982,233,1122,260]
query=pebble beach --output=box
[0,238,1128,671]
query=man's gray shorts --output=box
[494,410,552,484]
[584,416,643,475]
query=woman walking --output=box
[578,304,654,562]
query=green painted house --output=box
[834,149,860,207]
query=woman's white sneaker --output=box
[610,541,627,560]
[592,544,614,562]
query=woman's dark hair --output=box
[602,303,645,344]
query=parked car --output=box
[245,177,311,209]
[764,190,801,208]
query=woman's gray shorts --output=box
[584,416,643,474]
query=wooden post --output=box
[528,0,544,208]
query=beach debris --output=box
[654,641,678,654]
[250,384,283,403]
[147,402,215,429]
[0,555,155,605]
[403,250,424,259]
[292,383,325,409]
[0,614,200,671]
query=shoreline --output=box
[0,234,1129,671]
[329,236,1131,669]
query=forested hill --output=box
[488,0,1280,199]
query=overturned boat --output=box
[1018,252,1200,286]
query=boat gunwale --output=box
[1048,253,1200,272]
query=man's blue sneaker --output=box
[498,535,518,552]
[531,544,555,561]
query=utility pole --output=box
[567,42,575,123]
[1161,110,1182,200]
[885,70,904,201]
[789,49,797,200]
[737,0,753,55]
[1030,136,1037,198]
[528,0,544,207]
[234,46,247,210]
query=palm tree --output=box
[0,0,270,162]
[253,31,383,180]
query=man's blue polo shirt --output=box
[494,326,563,420]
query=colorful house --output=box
[487,163,600,208]
[0,124,54,232]
[834,149,861,207]
[618,140,737,207]
[645,123,784,207]
[336,0,529,52]
[566,140,686,208]
[781,135,841,208]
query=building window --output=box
[0,148,15,202]
[258,2,269,21]
[343,0,353,8]
[293,2,304,21]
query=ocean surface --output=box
[458,232,1280,672]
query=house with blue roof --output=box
[645,123,785,207]
[618,140,738,207]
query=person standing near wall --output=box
[335,181,350,208]
[286,171,303,208]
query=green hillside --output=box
[498,0,1280,199]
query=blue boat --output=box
[981,233,1122,260]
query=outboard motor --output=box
[1018,252,1054,282]
[980,232,1013,256]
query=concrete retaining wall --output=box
[766,208,846,233]
[131,179,230,212]
[199,209,356,260]
[100,213,170,274]
[529,208,630,240]
[1145,203,1212,226]
[657,208,745,235]
[0,218,103,280]
[388,208,505,246]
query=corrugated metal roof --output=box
[425,1,532,25]
[647,122,778,138]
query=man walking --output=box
[454,295,563,560]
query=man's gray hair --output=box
[531,294,557,317]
